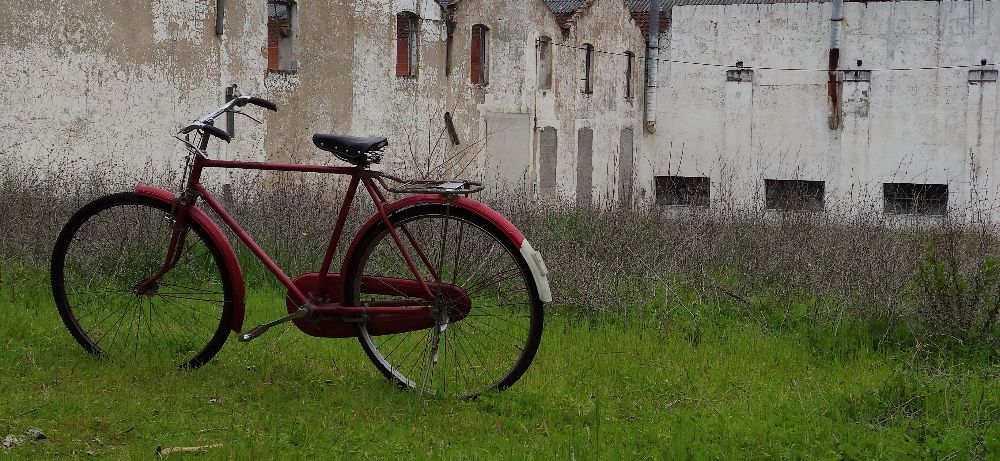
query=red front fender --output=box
[135,185,247,333]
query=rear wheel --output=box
[345,204,543,398]
[50,192,234,368]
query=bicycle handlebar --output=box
[241,96,277,112]
[180,93,278,144]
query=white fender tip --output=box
[520,240,552,303]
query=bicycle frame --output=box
[137,153,453,329]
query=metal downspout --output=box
[828,0,844,130]
[644,0,661,134]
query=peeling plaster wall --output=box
[658,0,1000,219]
[539,0,647,205]
[0,0,268,175]
[0,0,644,207]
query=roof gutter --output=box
[644,0,661,134]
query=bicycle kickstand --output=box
[238,306,312,342]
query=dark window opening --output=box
[582,43,594,95]
[471,24,489,85]
[884,183,948,215]
[655,176,710,206]
[618,128,634,205]
[624,51,635,99]
[577,127,593,206]
[267,0,297,72]
[539,127,557,195]
[765,179,825,211]
[396,12,418,78]
[537,36,553,90]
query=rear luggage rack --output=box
[377,174,485,195]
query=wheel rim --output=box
[56,199,229,367]
[354,211,540,398]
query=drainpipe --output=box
[643,0,661,134]
[827,0,843,130]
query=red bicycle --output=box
[50,91,551,398]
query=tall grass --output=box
[4,149,1000,354]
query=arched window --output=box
[537,36,553,90]
[471,24,490,85]
[582,43,594,94]
[624,51,635,99]
[396,12,418,78]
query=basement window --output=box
[765,179,825,211]
[267,0,298,72]
[655,176,710,206]
[537,36,553,90]
[624,51,635,99]
[396,12,419,78]
[471,24,490,85]
[883,183,948,215]
[582,43,594,95]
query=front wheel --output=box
[50,192,234,368]
[345,204,544,398]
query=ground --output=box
[2,276,999,460]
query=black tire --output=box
[345,204,543,398]
[51,192,234,368]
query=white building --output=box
[1,0,998,220]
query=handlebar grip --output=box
[200,124,232,143]
[246,97,277,112]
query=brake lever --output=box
[173,134,205,156]
[230,109,263,125]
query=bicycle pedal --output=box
[238,306,311,342]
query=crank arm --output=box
[238,306,311,342]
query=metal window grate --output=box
[655,176,710,206]
[765,179,825,211]
[883,183,948,215]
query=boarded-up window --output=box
[539,127,557,195]
[577,127,593,206]
[624,51,635,99]
[471,24,489,85]
[765,179,825,211]
[396,12,418,78]
[267,1,297,71]
[582,44,594,94]
[618,128,634,205]
[884,183,948,215]
[537,36,553,90]
[656,176,711,206]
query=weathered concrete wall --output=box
[9,0,996,219]
[0,0,643,206]
[537,0,647,205]
[0,0,268,174]
[656,0,1000,219]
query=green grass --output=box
[2,272,999,460]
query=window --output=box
[624,51,635,99]
[765,179,825,211]
[537,36,553,90]
[582,43,594,94]
[884,183,948,215]
[539,127,557,195]
[267,0,298,72]
[396,12,418,78]
[471,24,489,85]
[577,127,593,206]
[619,128,634,205]
[655,176,710,206]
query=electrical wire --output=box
[545,40,996,72]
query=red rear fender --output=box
[342,195,552,303]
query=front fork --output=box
[132,188,198,294]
